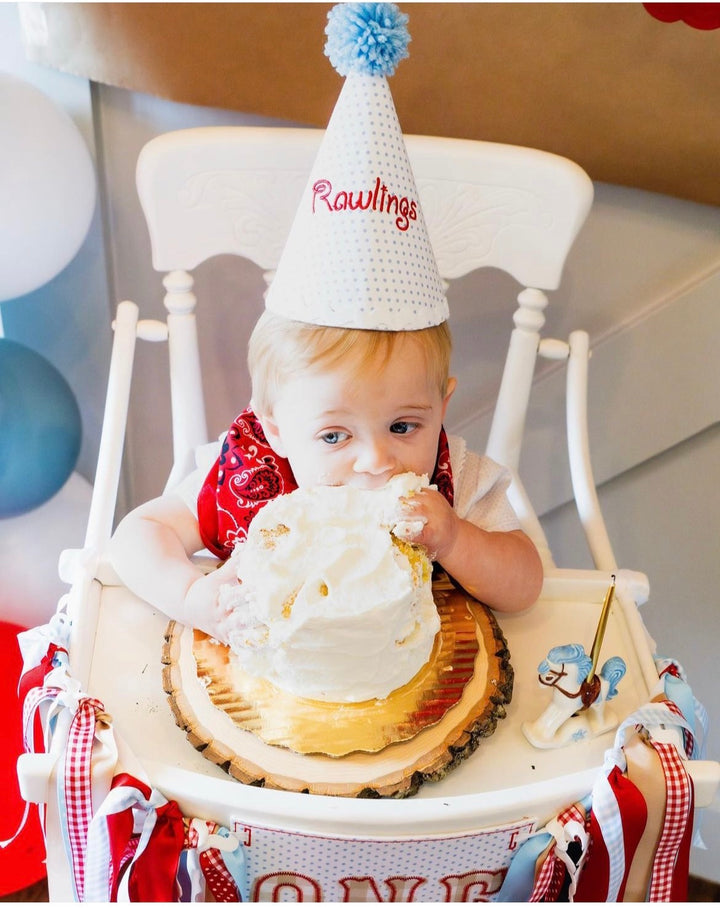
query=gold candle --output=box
[587,575,616,682]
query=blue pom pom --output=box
[324,3,410,77]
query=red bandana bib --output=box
[197,406,453,559]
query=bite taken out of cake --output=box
[216,473,440,703]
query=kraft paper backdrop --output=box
[20,3,720,205]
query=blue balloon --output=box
[0,339,82,517]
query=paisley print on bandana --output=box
[197,409,296,558]
[433,433,453,508]
[198,406,453,559]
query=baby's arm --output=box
[108,495,237,639]
[399,488,543,612]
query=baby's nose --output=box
[353,440,395,475]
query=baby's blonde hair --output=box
[248,311,452,415]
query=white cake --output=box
[218,473,440,703]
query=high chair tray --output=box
[77,565,661,836]
[161,574,513,798]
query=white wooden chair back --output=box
[132,126,597,570]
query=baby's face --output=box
[261,335,455,490]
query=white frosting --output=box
[218,473,440,702]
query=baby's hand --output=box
[183,557,242,643]
[393,488,459,563]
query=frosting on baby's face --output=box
[258,335,455,490]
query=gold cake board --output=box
[161,574,513,798]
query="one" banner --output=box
[228,818,536,902]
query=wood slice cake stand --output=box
[162,573,513,798]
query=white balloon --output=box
[0,73,96,302]
[0,471,92,628]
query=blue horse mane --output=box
[543,643,592,682]
[600,655,627,700]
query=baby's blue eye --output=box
[320,430,348,445]
[390,421,417,435]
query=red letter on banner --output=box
[253,871,322,902]
[440,868,507,902]
[339,876,426,902]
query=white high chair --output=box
[29,128,718,900]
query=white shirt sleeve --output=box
[448,434,520,532]
[171,437,224,518]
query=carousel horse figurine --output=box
[522,643,626,749]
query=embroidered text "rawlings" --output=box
[312,177,418,232]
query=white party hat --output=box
[265,2,448,331]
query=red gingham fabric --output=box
[647,740,694,902]
[187,819,241,902]
[21,685,62,753]
[200,847,241,902]
[62,696,105,901]
[530,803,587,901]
[557,803,586,829]
[663,698,695,759]
[545,858,567,902]
[530,846,558,902]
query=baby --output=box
[110,3,543,642]
[109,312,543,642]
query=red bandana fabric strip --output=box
[198,408,296,558]
[432,425,454,507]
[127,799,186,902]
[85,773,237,903]
[16,636,244,906]
[186,820,243,901]
[200,847,242,902]
[573,766,648,902]
[18,643,67,753]
[17,642,66,704]
[198,406,454,558]
[101,773,155,901]
[530,847,564,902]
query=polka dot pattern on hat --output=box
[265,72,448,331]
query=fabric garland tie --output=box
[59,695,113,901]
[187,819,244,902]
[646,740,694,902]
[529,803,589,902]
